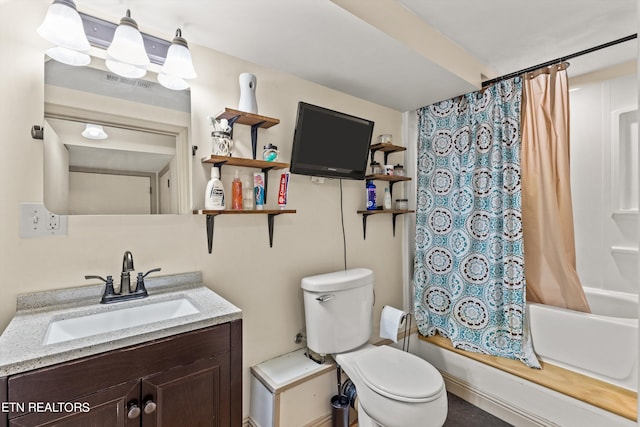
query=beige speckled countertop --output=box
[0,271,241,377]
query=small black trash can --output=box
[331,394,350,427]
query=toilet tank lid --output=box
[301,268,373,292]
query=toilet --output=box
[301,268,447,427]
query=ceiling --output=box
[73,0,637,112]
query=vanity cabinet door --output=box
[8,381,139,427]
[141,355,229,427]
[1,377,6,427]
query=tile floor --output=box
[349,392,513,426]
[444,393,513,426]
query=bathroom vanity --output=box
[0,272,242,427]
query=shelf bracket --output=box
[392,213,400,237]
[206,214,216,253]
[362,213,369,239]
[388,180,397,200]
[251,121,266,160]
[224,115,265,160]
[370,147,391,165]
[267,213,283,247]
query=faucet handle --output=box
[133,268,161,295]
[85,275,108,283]
[93,275,117,304]
[141,268,162,279]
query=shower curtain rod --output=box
[481,33,637,87]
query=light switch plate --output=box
[19,203,67,238]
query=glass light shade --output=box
[82,124,108,140]
[158,73,189,91]
[161,41,197,80]
[37,0,90,52]
[45,46,90,66]
[106,12,150,68]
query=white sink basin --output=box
[43,298,200,345]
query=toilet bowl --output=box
[336,344,447,427]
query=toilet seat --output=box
[352,346,445,403]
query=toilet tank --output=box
[301,268,374,355]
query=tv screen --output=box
[290,102,374,180]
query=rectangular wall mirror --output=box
[43,58,192,215]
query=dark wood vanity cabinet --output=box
[1,377,7,427]
[2,320,242,427]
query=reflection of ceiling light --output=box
[37,0,90,66]
[82,124,108,140]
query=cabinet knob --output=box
[144,400,157,414]
[127,402,141,419]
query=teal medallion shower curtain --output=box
[414,77,539,368]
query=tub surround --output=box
[0,271,242,377]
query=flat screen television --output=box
[290,102,374,180]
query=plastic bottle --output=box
[231,170,243,210]
[366,180,376,210]
[383,186,392,210]
[205,167,225,210]
[254,172,265,210]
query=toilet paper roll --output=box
[380,305,406,343]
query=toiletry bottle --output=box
[231,170,243,210]
[205,167,225,210]
[277,171,290,209]
[254,172,265,210]
[383,186,392,210]
[366,180,376,210]
[243,175,254,210]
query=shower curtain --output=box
[521,65,590,313]
[414,77,540,368]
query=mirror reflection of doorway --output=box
[43,58,191,215]
[69,171,152,215]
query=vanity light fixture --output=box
[106,9,150,79]
[81,124,108,140]
[37,4,197,89]
[158,29,197,90]
[37,0,90,66]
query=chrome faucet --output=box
[85,251,161,304]
[120,250,135,294]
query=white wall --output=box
[570,71,639,294]
[0,1,406,418]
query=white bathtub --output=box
[528,287,638,391]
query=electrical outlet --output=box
[19,203,67,238]
[47,211,62,230]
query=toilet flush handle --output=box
[315,294,334,303]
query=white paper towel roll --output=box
[380,305,406,343]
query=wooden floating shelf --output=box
[202,156,289,170]
[193,209,296,253]
[194,209,296,215]
[364,174,411,182]
[369,142,407,153]
[357,209,415,215]
[216,108,280,129]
